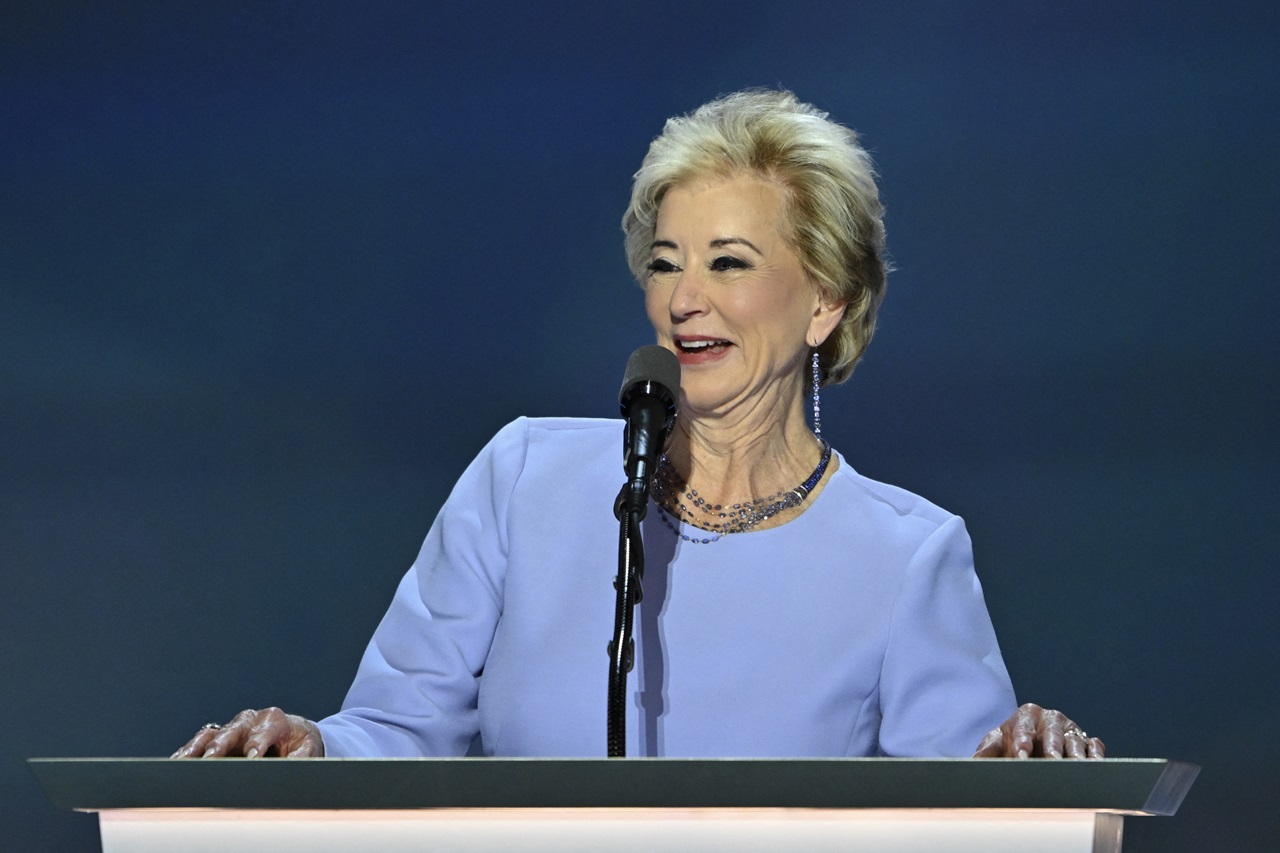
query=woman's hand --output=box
[972,703,1105,759]
[170,707,324,758]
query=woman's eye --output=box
[709,255,748,272]
[647,258,679,275]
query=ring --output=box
[200,723,222,732]
[1064,727,1088,739]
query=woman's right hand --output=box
[170,707,324,758]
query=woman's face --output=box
[644,173,844,419]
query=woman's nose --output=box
[669,268,709,319]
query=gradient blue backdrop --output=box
[4,2,1276,849]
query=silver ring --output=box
[1064,727,1088,740]
[200,723,222,732]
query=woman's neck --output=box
[665,399,825,507]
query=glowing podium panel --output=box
[29,757,1198,853]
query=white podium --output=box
[29,757,1198,853]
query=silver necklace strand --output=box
[652,438,832,544]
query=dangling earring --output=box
[811,350,822,438]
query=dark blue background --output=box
[4,2,1276,849]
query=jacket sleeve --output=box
[875,514,1017,757]
[315,418,529,756]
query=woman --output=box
[175,90,1103,761]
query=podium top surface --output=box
[29,757,1198,816]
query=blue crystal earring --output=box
[811,350,822,438]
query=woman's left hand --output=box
[972,703,1105,759]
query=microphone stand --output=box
[608,347,677,758]
[607,484,645,758]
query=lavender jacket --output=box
[317,417,1016,757]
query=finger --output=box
[1087,736,1106,759]
[243,709,325,758]
[286,720,325,758]
[1040,709,1075,759]
[242,707,297,758]
[286,731,323,758]
[240,701,288,758]
[971,727,1004,758]
[1010,704,1042,758]
[170,727,220,759]
[200,709,258,757]
[1063,731,1087,759]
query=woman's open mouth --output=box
[674,337,733,364]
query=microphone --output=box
[617,345,679,517]
[608,347,679,754]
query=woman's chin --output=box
[677,389,737,420]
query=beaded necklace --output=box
[652,438,832,544]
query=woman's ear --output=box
[808,294,846,348]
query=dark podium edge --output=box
[28,757,1199,817]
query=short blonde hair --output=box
[622,89,889,385]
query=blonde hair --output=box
[622,89,889,385]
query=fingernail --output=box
[169,750,182,759]
[245,747,259,759]
[1017,749,1028,759]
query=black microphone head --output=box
[618,345,680,412]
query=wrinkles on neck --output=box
[666,396,827,509]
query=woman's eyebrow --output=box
[710,237,762,254]
[650,239,678,251]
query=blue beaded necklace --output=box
[652,437,832,544]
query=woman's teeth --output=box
[679,340,730,352]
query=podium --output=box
[29,757,1198,853]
